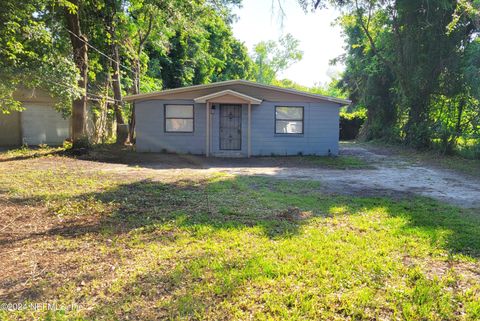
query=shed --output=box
[124,80,350,157]
[0,89,71,147]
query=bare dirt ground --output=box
[5,144,479,208]
[73,144,480,208]
[206,146,480,208]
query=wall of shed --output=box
[21,104,71,146]
[0,112,21,147]
[0,88,100,147]
[135,99,340,156]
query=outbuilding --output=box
[0,89,70,147]
[125,80,350,157]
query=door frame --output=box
[219,104,242,151]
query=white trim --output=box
[247,103,251,158]
[123,80,351,105]
[206,102,210,157]
[193,89,262,104]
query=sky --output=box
[232,0,346,87]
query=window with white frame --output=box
[275,106,304,134]
[164,104,194,132]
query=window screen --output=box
[275,106,304,134]
[165,105,194,132]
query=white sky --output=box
[232,0,345,87]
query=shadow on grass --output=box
[1,176,313,249]
[4,174,480,256]
[2,175,480,317]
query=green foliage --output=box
[0,0,80,114]
[1,152,479,319]
[303,0,480,156]
[273,78,348,98]
[252,33,303,84]
[340,110,366,140]
[340,109,366,121]
[147,4,255,89]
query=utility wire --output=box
[42,77,123,104]
[64,27,136,74]
[29,54,125,104]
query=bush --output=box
[340,110,367,140]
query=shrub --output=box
[340,110,367,140]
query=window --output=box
[164,104,194,132]
[275,106,304,134]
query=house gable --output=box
[125,80,350,106]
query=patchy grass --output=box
[0,151,479,320]
[0,144,371,170]
[0,145,66,161]
[302,155,371,169]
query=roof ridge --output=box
[124,80,351,105]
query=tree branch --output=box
[354,0,395,73]
[138,13,154,54]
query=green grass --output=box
[0,145,65,161]
[0,152,479,320]
[303,155,370,169]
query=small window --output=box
[165,104,194,133]
[275,106,304,134]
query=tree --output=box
[104,0,128,144]
[64,0,89,146]
[0,0,257,148]
[252,33,303,84]
[0,0,79,115]
[300,0,479,151]
[150,2,254,89]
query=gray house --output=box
[124,80,350,157]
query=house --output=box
[124,80,350,157]
[0,88,71,147]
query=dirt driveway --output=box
[86,145,480,208]
[214,147,480,208]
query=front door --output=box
[219,104,242,150]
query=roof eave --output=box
[123,80,351,105]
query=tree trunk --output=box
[105,0,127,145]
[404,94,430,148]
[446,97,465,154]
[128,13,153,144]
[128,58,140,143]
[111,42,128,144]
[64,2,88,148]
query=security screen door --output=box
[219,104,242,150]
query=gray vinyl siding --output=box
[135,100,206,154]
[135,99,340,156]
[251,101,340,156]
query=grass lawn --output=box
[0,148,479,320]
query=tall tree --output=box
[301,0,479,149]
[0,0,79,115]
[152,2,254,89]
[104,0,128,143]
[252,33,303,84]
[64,0,89,146]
